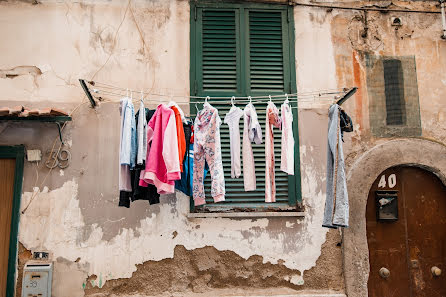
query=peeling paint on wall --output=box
[19,174,329,288]
[1,1,340,294]
[0,66,42,79]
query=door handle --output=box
[379,267,390,278]
[431,266,442,277]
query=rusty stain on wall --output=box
[352,51,364,129]
[15,243,33,297]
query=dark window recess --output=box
[383,59,406,126]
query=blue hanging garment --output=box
[175,143,208,197]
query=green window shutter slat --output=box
[199,9,240,94]
[248,11,286,93]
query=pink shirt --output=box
[141,104,181,194]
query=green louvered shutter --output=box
[192,4,298,210]
[248,11,287,94]
[197,9,241,96]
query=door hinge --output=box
[289,81,292,93]
[194,80,198,95]
[287,8,291,23]
[194,6,197,21]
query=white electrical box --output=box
[21,261,53,297]
[26,150,42,162]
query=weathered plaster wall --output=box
[0,0,190,105]
[0,0,342,296]
[1,0,445,296]
[317,2,446,296]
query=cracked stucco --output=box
[0,0,189,104]
[19,162,328,288]
[3,1,335,293]
[10,3,336,291]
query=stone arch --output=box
[343,138,446,297]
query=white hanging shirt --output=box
[280,101,294,175]
[136,100,147,165]
[242,103,262,191]
[224,106,244,178]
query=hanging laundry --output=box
[142,104,181,194]
[242,103,262,191]
[171,106,186,172]
[134,109,160,205]
[265,102,281,203]
[175,121,192,195]
[323,104,349,229]
[136,100,147,165]
[132,170,160,204]
[176,143,209,197]
[118,97,135,207]
[175,122,210,196]
[120,98,137,169]
[183,121,193,160]
[120,108,160,207]
[339,108,353,142]
[224,106,243,178]
[168,101,188,124]
[280,101,294,175]
[193,103,225,206]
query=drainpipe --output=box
[441,0,446,39]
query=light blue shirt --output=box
[120,97,137,169]
[323,104,349,228]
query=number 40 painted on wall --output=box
[378,173,397,189]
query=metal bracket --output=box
[79,79,96,108]
[56,122,64,145]
[336,87,358,106]
[0,116,71,145]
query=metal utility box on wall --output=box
[375,190,399,222]
[21,261,53,297]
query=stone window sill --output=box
[187,211,305,218]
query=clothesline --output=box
[93,88,338,103]
[91,88,344,108]
[88,80,349,100]
[93,92,340,114]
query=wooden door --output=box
[367,166,446,297]
[404,167,446,296]
[0,159,16,297]
[367,166,410,297]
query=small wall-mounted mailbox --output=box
[375,190,398,222]
[22,261,52,297]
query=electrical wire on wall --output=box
[20,101,88,214]
[292,1,442,14]
[21,0,153,214]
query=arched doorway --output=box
[366,166,446,297]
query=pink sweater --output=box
[142,104,181,194]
